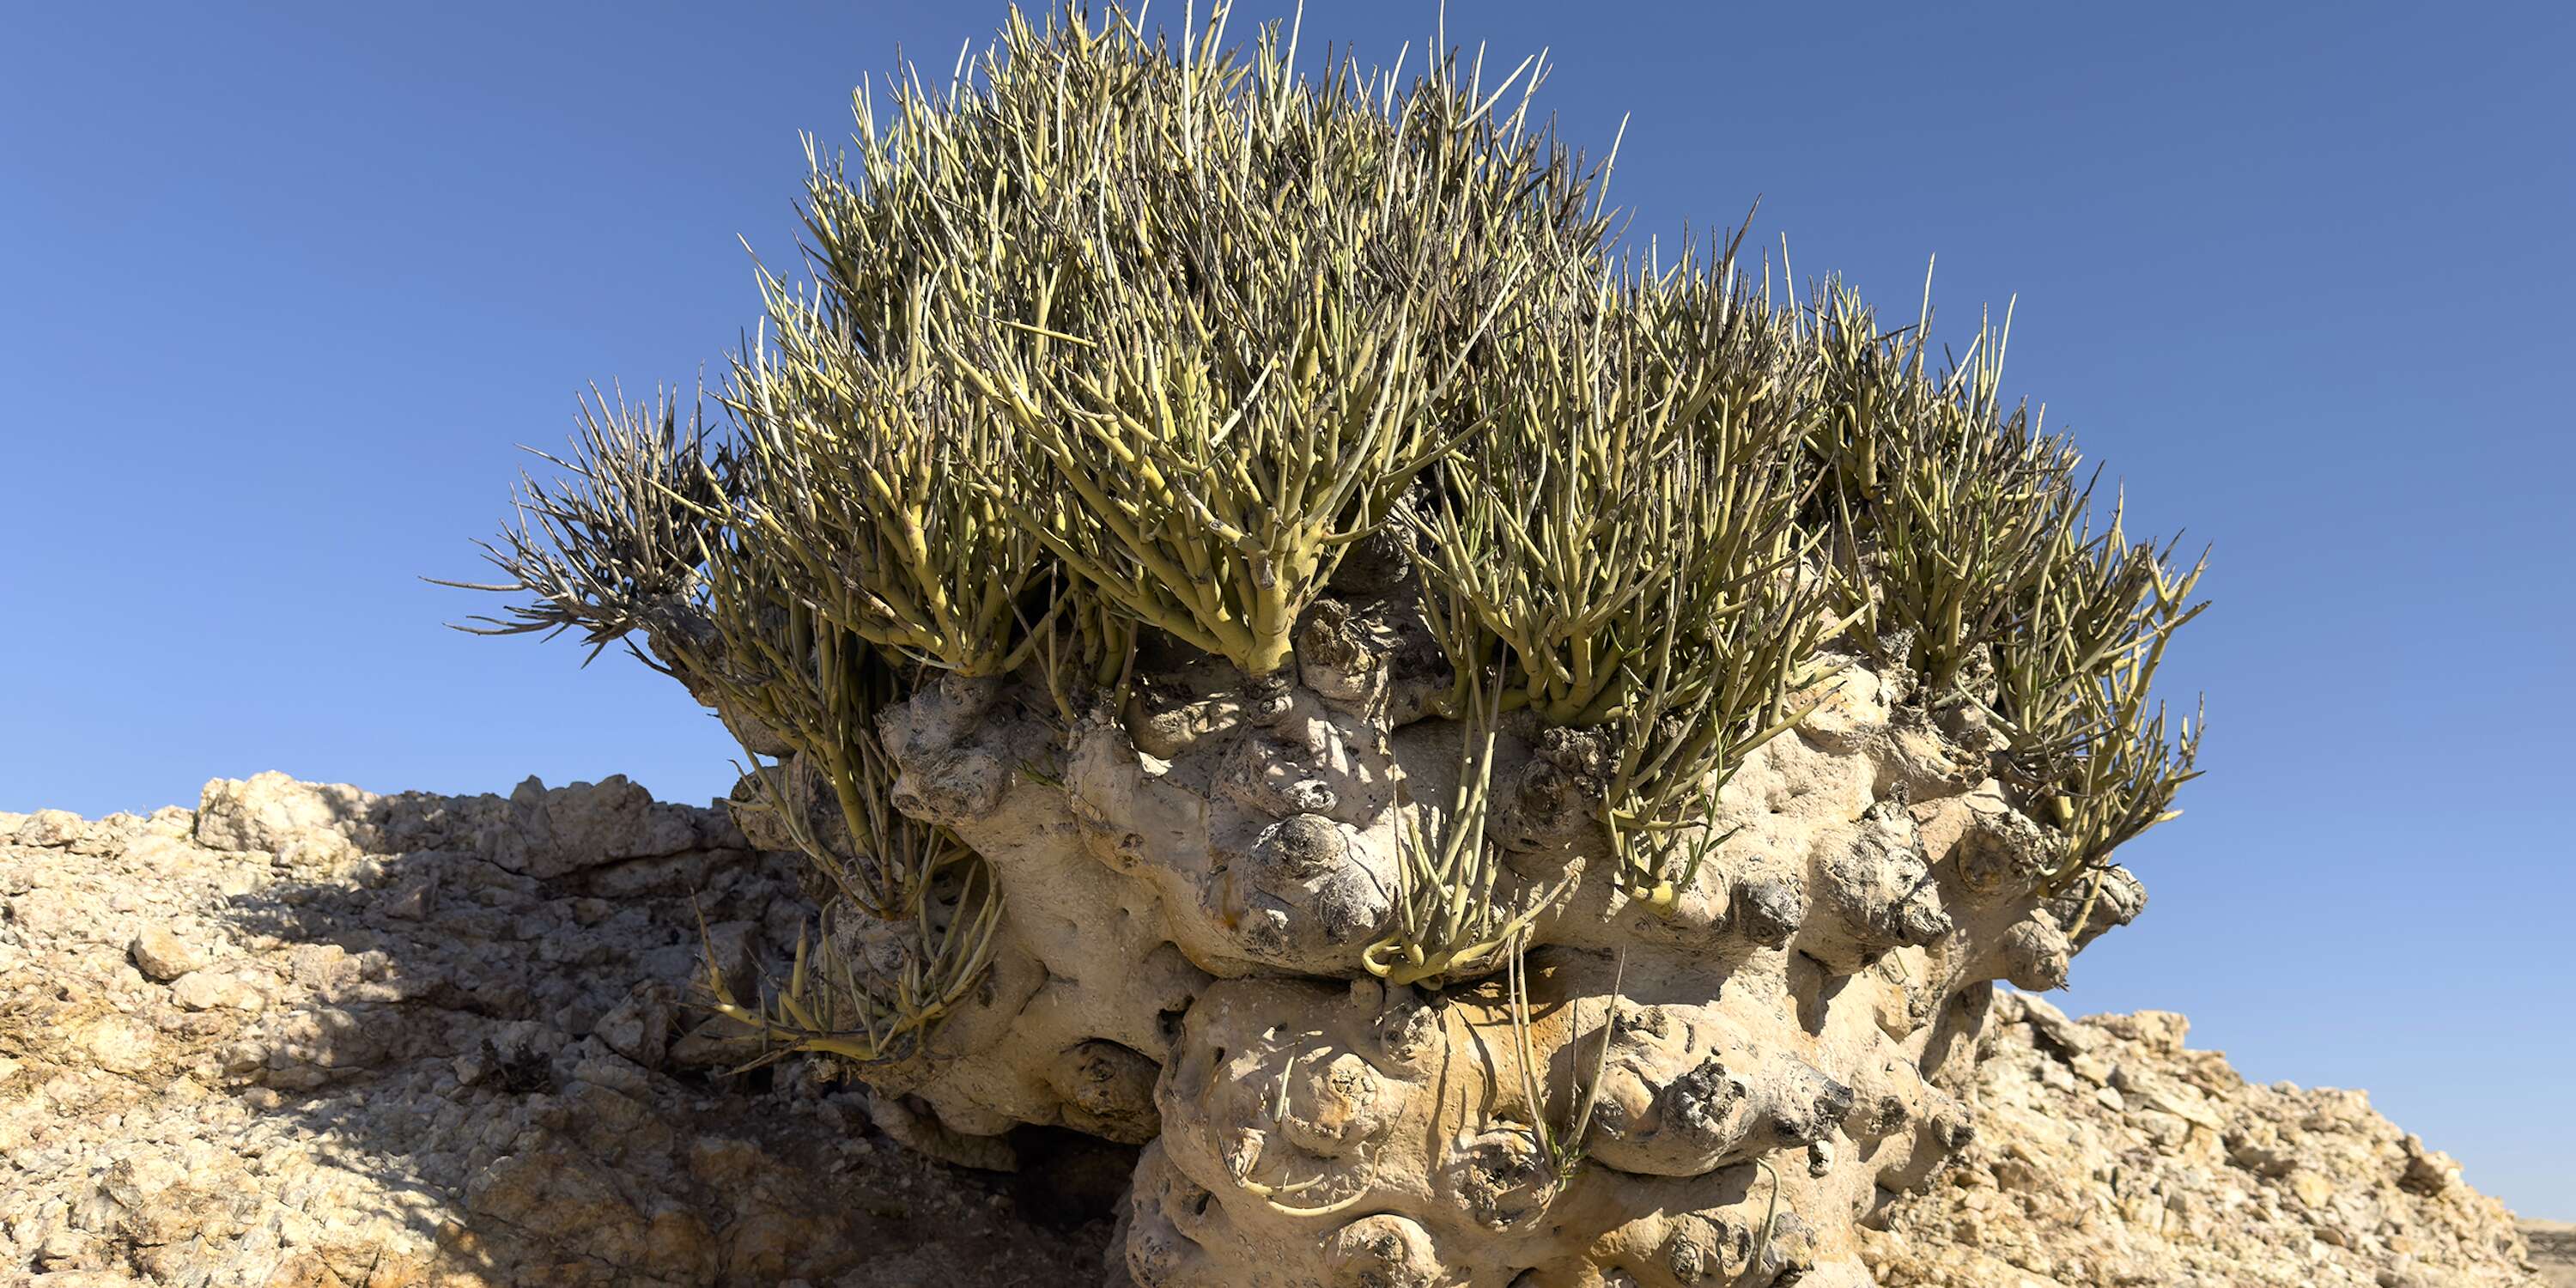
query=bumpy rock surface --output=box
[0,776,1123,1287]
[1860,992,2543,1287]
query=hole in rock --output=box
[1001,1125,1143,1230]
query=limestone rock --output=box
[0,780,1119,1286]
[127,925,208,981]
[1858,993,2543,1287]
[15,808,90,848]
[168,969,264,1012]
[195,770,373,851]
[1,775,2543,1288]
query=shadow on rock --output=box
[0,772,1127,1287]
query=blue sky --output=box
[3,1,2568,1215]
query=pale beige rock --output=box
[126,925,207,981]
[1859,995,2543,1287]
[0,782,1119,1287]
[75,1017,156,1075]
[194,770,373,851]
[16,808,91,848]
[167,969,264,1012]
[2,775,2540,1288]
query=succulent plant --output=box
[450,4,2204,1283]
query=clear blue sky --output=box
[4,1,2568,1215]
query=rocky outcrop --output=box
[0,780,2551,1286]
[1861,992,2542,1287]
[0,780,1120,1287]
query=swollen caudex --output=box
[453,5,2204,1284]
[828,634,2137,1284]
